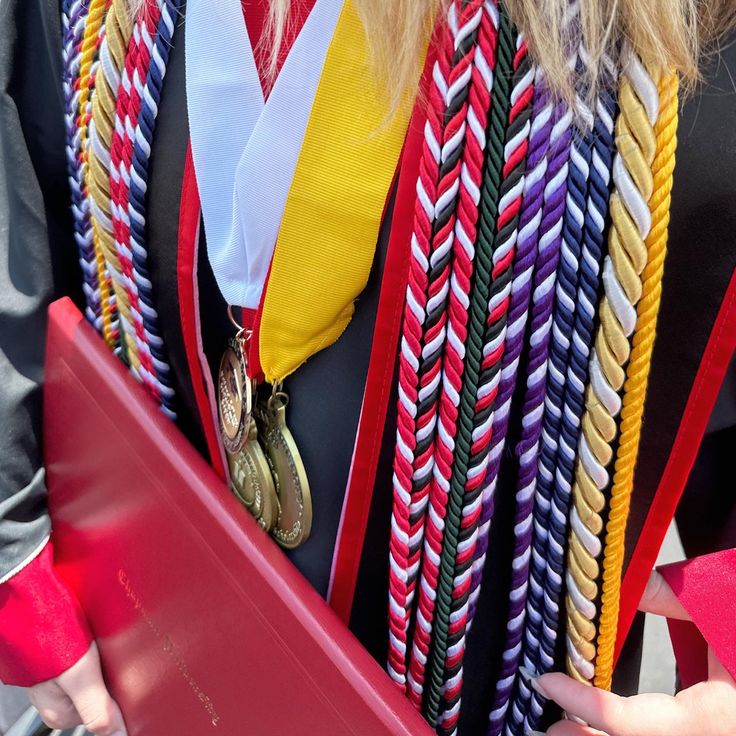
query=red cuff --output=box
[659,549,736,688]
[0,541,93,686]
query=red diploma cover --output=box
[44,298,430,735]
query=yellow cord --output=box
[594,70,679,690]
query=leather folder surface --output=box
[44,298,429,736]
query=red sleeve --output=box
[0,541,93,686]
[659,549,736,688]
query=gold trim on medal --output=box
[257,389,312,549]
[228,418,281,532]
[218,336,252,455]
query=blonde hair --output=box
[131,0,736,106]
[266,0,736,109]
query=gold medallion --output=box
[217,336,252,454]
[228,418,280,532]
[256,389,312,549]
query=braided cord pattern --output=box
[525,48,615,719]
[62,0,103,330]
[110,1,177,417]
[79,0,119,349]
[433,20,536,736]
[483,73,555,736]
[594,69,679,691]
[467,67,543,630]
[404,0,495,709]
[500,95,573,736]
[565,54,659,685]
[88,0,139,370]
[126,0,180,419]
[389,1,461,689]
[111,15,155,393]
[528,83,616,736]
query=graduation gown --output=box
[1,1,735,732]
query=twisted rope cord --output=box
[78,0,107,158]
[88,0,140,370]
[466,64,547,623]
[110,3,177,416]
[504,14,607,733]
[500,95,573,736]
[481,72,555,736]
[110,17,160,396]
[532,23,590,586]
[126,0,180,419]
[564,53,659,685]
[389,2,458,689]
[62,0,103,330]
[79,0,119,349]
[594,68,678,692]
[433,20,535,736]
[525,72,617,736]
[405,0,493,710]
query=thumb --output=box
[638,570,691,621]
[56,643,128,736]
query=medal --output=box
[228,417,280,532]
[256,387,312,549]
[218,316,279,531]
[217,330,253,455]
[188,0,410,559]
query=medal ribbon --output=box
[187,0,418,383]
[257,2,415,383]
[185,0,344,310]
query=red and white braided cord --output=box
[405,0,491,708]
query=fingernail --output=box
[518,665,550,699]
[518,664,537,683]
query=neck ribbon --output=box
[186,0,419,383]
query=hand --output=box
[27,642,127,735]
[531,571,736,736]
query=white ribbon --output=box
[185,0,344,308]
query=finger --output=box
[28,680,82,731]
[638,571,690,620]
[542,720,608,736]
[57,643,128,736]
[676,679,736,735]
[534,672,691,736]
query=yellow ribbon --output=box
[258,1,418,383]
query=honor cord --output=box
[500,96,572,736]
[564,52,659,685]
[594,69,678,691]
[423,2,513,726]
[79,0,119,350]
[389,0,478,692]
[110,16,158,396]
[387,13,452,689]
[87,0,139,370]
[436,27,533,736]
[126,0,181,419]
[62,0,104,332]
[404,0,494,709]
[525,67,617,736]
[482,73,554,736]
